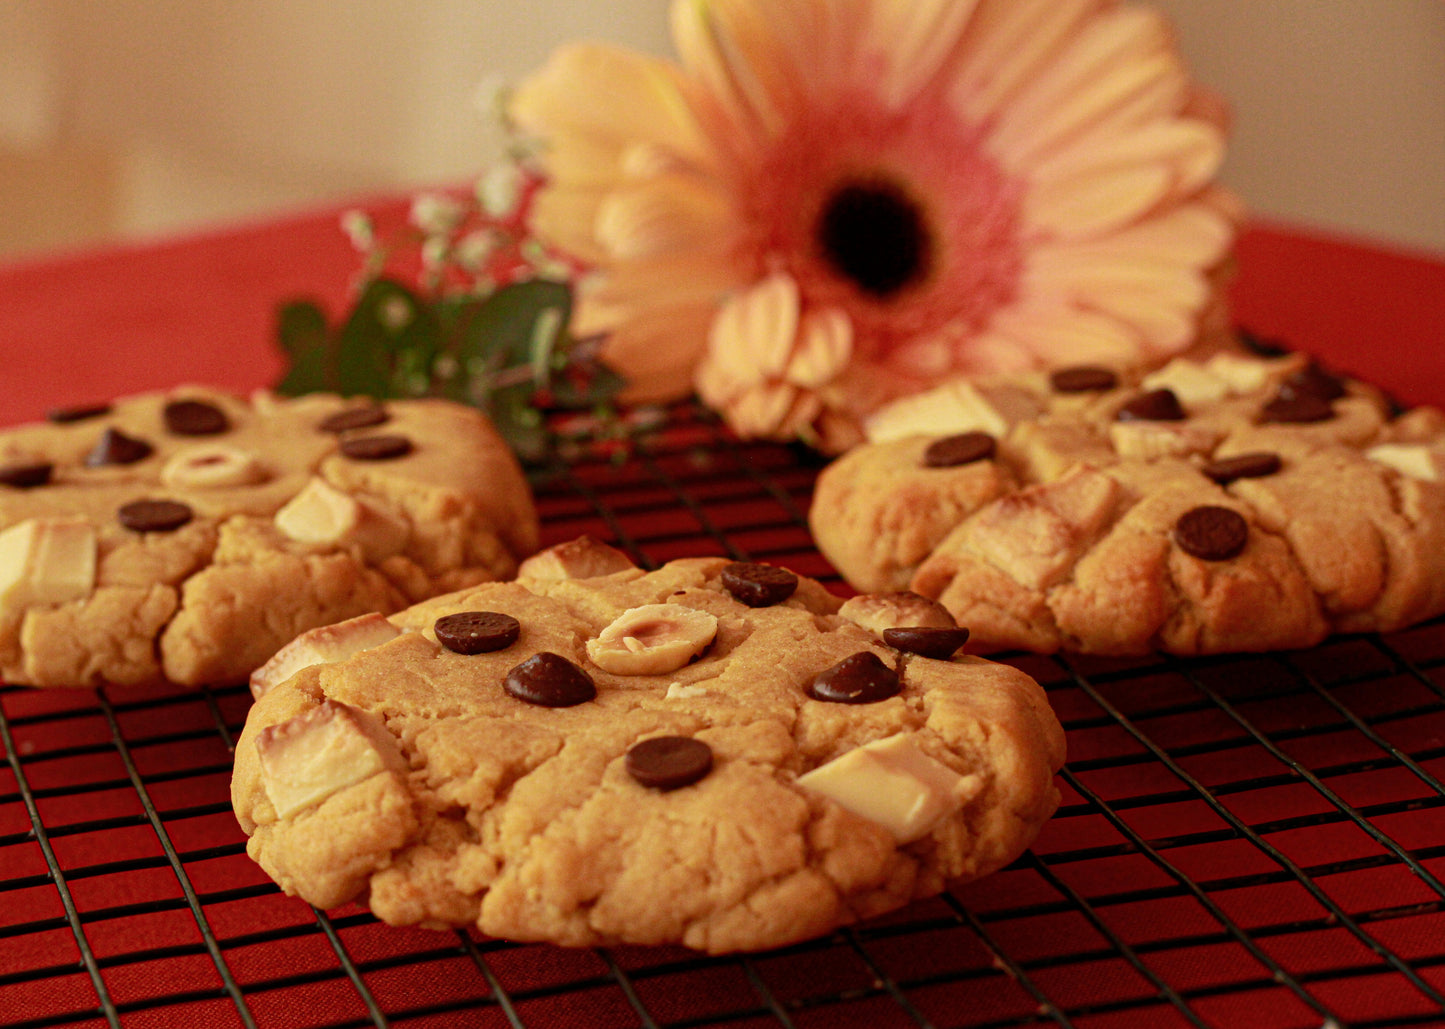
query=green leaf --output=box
[274,300,333,395]
[334,279,441,398]
[455,278,572,380]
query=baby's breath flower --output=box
[339,210,374,252]
[455,228,503,272]
[479,164,523,220]
[409,192,465,236]
[420,235,451,272]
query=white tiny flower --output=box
[455,228,502,271]
[420,235,450,271]
[339,210,374,252]
[479,163,523,219]
[409,192,465,236]
[378,295,414,333]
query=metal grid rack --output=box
[5,402,1445,1029]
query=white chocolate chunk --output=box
[586,603,718,675]
[797,734,978,844]
[665,682,710,700]
[517,535,635,581]
[1367,443,1445,481]
[257,698,405,819]
[161,444,269,488]
[0,518,97,614]
[1142,358,1230,406]
[274,477,409,561]
[839,592,956,636]
[864,380,1040,444]
[250,612,401,699]
[1205,352,1274,394]
[1110,421,1221,461]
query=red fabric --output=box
[1230,219,1445,407]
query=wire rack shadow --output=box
[4,402,1445,1029]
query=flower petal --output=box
[1025,163,1173,240]
[598,301,718,404]
[785,307,853,388]
[1030,119,1224,203]
[672,0,793,139]
[867,0,981,110]
[989,6,1177,164]
[595,173,737,262]
[950,0,1102,124]
[510,43,707,161]
[988,303,1144,365]
[705,273,803,396]
[1063,201,1235,266]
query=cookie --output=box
[231,540,1064,954]
[0,388,538,688]
[811,350,1445,655]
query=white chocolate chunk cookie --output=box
[812,350,1445,655]
[0,388,537,688]
[231,545,1064,954]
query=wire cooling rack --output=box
[5,402,1445,1029]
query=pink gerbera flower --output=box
[512,0,1238,450]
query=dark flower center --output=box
[816,180,932,299]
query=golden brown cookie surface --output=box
[231,543,1064,954]
[811,351,1445,655]
[0,388,537,687]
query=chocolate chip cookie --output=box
[231,541,1064,953]
[811,350,1445,654]
[0,388,537,687]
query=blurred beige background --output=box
[0,0,1441,261]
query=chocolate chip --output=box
[85,428,153,466]
[882,626,972,659]
[1239,330,1291,358]
[923,432,996,468]
[48,402,112,424]
[503,652,596,707]
[435,611,521,654]
[1117,388,1186,422]
[720,562,798,607]
[1201,452,1282,484]
[117,499,194,533]
[1281,363,1347,402]
[1173,505,1248,561]
[0,462,53,488]
[625,736,713,791]
[339,434,413,461]
[1259,392,1333,424]
[164,399,230,435]
[319,405,391,433]
[808,651,902,704]
[1050,365,1118,393]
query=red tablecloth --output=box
[3,207,1445,1029]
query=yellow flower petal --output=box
[705,272,801,390]
[950,0,1101,124]
[867,0,981,110]
[991,6,1175,163]
[585,251,747,313]
[1030,120,1224,203]
[599,301,718,404]
[510,43,706,161]
[1025,163,1172,240]
[989,304,1143,365]
[595,173,736,262]
[785,308,854,388]
[1064,202,1234,266]
[672,0,791,138]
